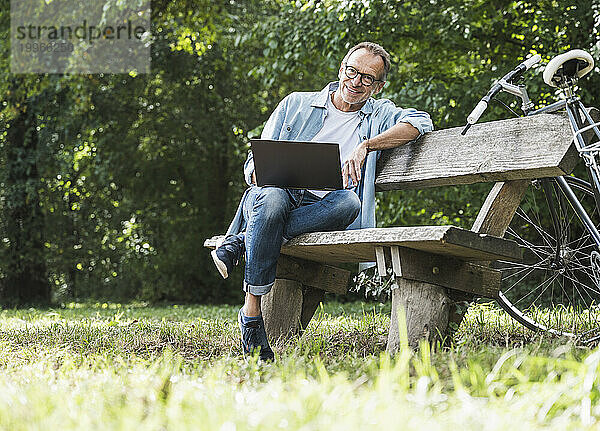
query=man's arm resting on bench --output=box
[343,122,420,188]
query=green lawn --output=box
[0,301,598,430]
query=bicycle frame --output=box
[527,96,600,251]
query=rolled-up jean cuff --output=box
[244,280,275,296]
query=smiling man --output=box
[211,42,433,361]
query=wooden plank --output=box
[300,287,325,329]
[275,255,349,294]
[375,113,578,191]
[471,180,530,237]
[261,279,303,342]
[206,226,521,264]
[281,226,522,263]
[398,248,501,298]
[387,278,450,352]
[375,247,386,277]
[390,246,402,276]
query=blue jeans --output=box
[240,186,361,295]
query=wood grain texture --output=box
[261,279,303,343]
[398,248,501,298]
[281,226,522,263]
[262,282,326,343]
[387,278,451,352]
[275,255,350,294]
[471,180,530,237]
[206,226,522,264]
[375,113,577,191]
[300,286,325,330]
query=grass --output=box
[0,300,599,429]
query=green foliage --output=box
[0,0,279,303]
[0,0,599,302]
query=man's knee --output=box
[254,187,290,220]
[331,189,361,221]
[345,190,361,221]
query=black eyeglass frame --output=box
[343,64,385,87]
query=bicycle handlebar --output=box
[467,100,490,125]
[461,54,541,135]
[523,54,542,69]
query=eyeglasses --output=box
[343,65,384,87]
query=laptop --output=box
[250,139,343,190]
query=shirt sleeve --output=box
[375,99,434,136]
[243,95,290,185]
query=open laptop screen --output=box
[250,139,343,190]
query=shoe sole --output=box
[211,249,229,279]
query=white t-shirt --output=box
[308,93,362,198]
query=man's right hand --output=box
[343,140,368,188]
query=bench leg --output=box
[261,279,325,344]
[261,279,303,342]
[300,286,325,329]
[387,277,451,352]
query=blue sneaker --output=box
[211,233,245,279]
[238,309,275,362]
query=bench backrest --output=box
[375,113,577,192]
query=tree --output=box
[1,0,279,303]
[0,79,51,305]
[1,0,598,304]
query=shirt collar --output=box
[311,81,374,115]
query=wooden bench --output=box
[205,112,583,351]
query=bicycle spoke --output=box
[561,270,593,309]
[554,272,577,312]
[498,176,600,337]
[516,272,560,307]
[564,266,600,297]
[505,228,551,261]
[514,206,555,249]
[504,267,540,297]
[530,186,548,238]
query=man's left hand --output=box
[343,141,369,188]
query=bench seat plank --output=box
[204,225,521,265]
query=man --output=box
[212,42,433,361]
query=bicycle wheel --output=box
[496,175,600,338]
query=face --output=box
[338,49,385,106]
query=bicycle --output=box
[462,49,600,341]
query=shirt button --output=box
[286,126,291,131]
[363,136,367,140]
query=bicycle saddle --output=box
[543,49,594,87]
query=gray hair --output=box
[342,42,391,81]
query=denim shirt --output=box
[226,81,433,236]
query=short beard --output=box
[340,84,374,105]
